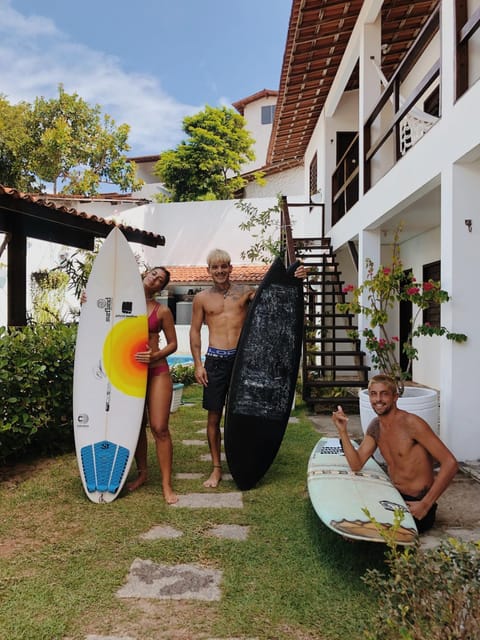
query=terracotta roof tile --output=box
[232,89,279,115]
[166,264,269,284]
[0,184,164,246]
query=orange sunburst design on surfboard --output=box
[102,315,148,397]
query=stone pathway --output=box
[83,430,255,640]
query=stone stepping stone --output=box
[139,525,183,540]
[200,452,226,462]
[173,492,243,508]
[176,472,204,480]
[288,416,299,423]
[207,524,249,541]
[175,472,233,482]
[182,439,207,446]
[117,558,222,601]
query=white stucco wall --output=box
[120,198,280,267]
[241,95,277,174]
[121,196,326,269]
[243,165,304,199]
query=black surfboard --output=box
[224,257,304,490]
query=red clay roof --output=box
[232,89,279,115]
[0,185,165,247]
[167,264,269,284]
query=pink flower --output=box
[423,282,435,291]
[392,336,399,342]
[383,267,391,275]
[407,286,420,295]
[342,284,354,293]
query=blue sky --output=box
[0,0,292,156]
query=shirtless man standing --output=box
[190,248,306,488]
[332,374,458,532]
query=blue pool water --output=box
[167,355,194,366]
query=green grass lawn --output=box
[0,385,387,640]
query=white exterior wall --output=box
[304,0,480,459]
[305,91,359,227]
[119,198,280,267]
[241,96,277,173]
[243,165,304,198]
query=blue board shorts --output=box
[203,347,236,412]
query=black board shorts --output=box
[203,354,236,412]
[401,492,437,533]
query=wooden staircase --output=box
[294,236,369,412]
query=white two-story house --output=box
[269,0,480,461]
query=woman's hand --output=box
[135,344,153,364]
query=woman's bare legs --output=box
[127,420,148,491]
[147,373,178,504]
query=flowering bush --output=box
[337,229,467,394]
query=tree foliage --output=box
[237,197,283,263]
[0,95,36,191]
[0,86,143,195]
[154,105,256,201]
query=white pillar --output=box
[440,162,480,459]
[359,18,382,198]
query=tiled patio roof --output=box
[167,264,269,285]
[0,185,164,247]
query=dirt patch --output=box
[0,457,55,488]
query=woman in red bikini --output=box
[130,266,178,504]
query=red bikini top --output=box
[148,303,161,333]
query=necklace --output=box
[213,284,231,298]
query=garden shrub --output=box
[363,536,480,639]
[170,363,196,385]
[0,323,77,463]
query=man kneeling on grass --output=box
[331,374,458,533]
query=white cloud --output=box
[0,0,198,154]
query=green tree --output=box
[154,105,257,201]
[28,85,143,195]
[0,96,36,191]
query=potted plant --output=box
[337,227,467,433]
[169,363,195,412]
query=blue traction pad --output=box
[81,441,130,493]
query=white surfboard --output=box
[73,227,148,503]
[307,437,418,544]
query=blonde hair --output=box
[368,374,398,395]
[207,248,231,267]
